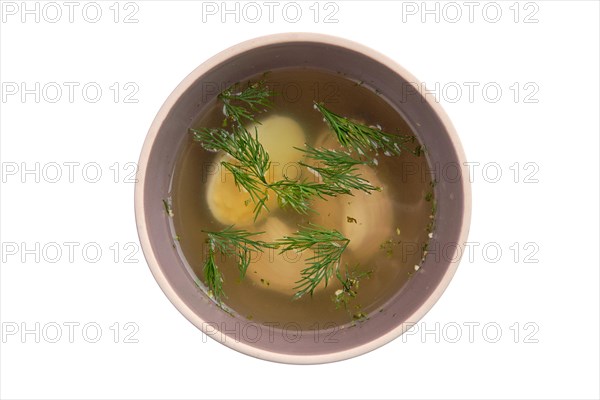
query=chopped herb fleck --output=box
[162,199,174,217]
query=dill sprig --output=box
[194,77,274,217]
[276,224,350,299]
[203,251,225,303]
[269,179,346,215]
[190,125,270,184]
[203,227,274,302]
[298,145,381,195]
[218,78,274,126]
[314,102,420,157]
[191,125,272,218]
[221,162,266,205]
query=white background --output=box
[1,1,599,399]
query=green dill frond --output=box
[269,179,345,215]
[298,145,381,195]
[202,227,275,303]
[205,226,274,277]
[218,78,274,126]
[191,125,272,220]
[314,102,419,157]
[276,224,350,299]
[203,249,225,303]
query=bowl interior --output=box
[137,36,469,363]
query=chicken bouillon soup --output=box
[168,68,436,329]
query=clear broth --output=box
[170,68,434,328]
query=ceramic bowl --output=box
[135,33,471,364]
